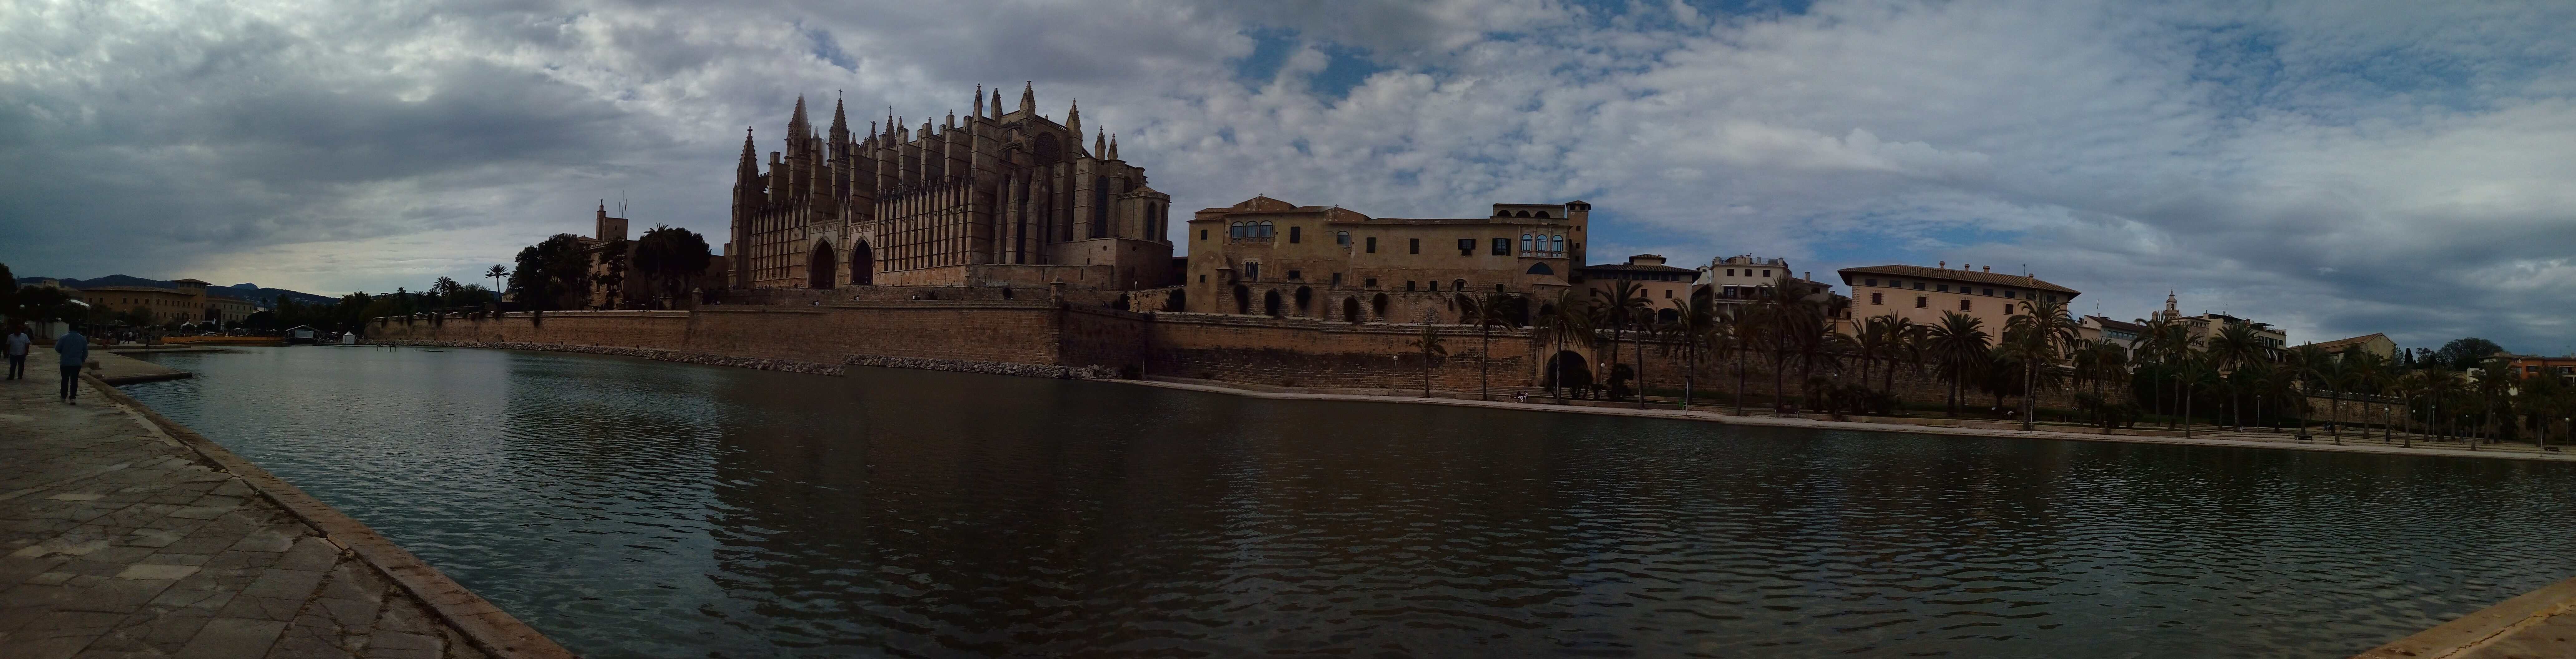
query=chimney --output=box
[1983,265,1991,273]
[1939,261,1946,268]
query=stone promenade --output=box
[0,349,558,658]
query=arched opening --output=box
[1372,293,1388,320]
[1452,279,1467,292]
[1526,262,1554,275]
[1515,210,1531,218]
[808,241,836,289]
[850,242,873,286]
[1658,308,1679,324]
[1494,209,1510,217]
[1165,288,1186,312]
[1294,286,1312,312]
[1234,285,1251,314]
[1544,350,1593,397]
[1258,220,1275,237]
[1112,294,1131,311]
[1001,287,1015,300]
[1342,297,1360,322]
[1535,211,1551,218]
[1263,290,1283,317]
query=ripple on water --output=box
[123,346,2576,658]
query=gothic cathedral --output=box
[729,84,1175,291]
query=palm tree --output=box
[1661,297,1721,410]
[1451,292,1518,401]
[1407,320,1447,398]
[1592,281,1650,401]
[1539,290,1591,404]
[2343,351,2391,442]
[2174,354,2217,438]
[2071,339,2129,400]
[2003,299,2081,430]
[1924,312,1992,417]
[2279,344,2331,434]
[2204,322,2268,430]
[484,265,508,298]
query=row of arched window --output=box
[1520,233,1567,257]
[1494,209,1555,218]
[1229,221,1275,240]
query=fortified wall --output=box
[371,302,2102,409]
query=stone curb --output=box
[83,373,581,659]
[380,340,1121,380]
[2352,574,2576,659]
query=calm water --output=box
[124,346,2576,658]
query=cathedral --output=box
[728,84,1176,292]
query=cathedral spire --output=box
[973,83,984,119]
[829,97,849,144]
[1066,99,1081,139]
[1093,128,1105,159]
[992,87,1005,119]
[1018,81,1036,117]
[1106,133,1118,161]
[789,95,809,137]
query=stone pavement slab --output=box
[0,349,548,658]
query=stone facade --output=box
[728,84,1175,294]
[1182,196,1588,323]
[1839,262,2080,332]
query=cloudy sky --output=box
[4,0,2573,352]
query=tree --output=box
[1925,311,1992,417]
[2003,298,2081,430]
[485,265,509,298]
[595,237,630,309]
[1539,290,1592,403]
[634,225,713,310]
[1591,280,1650,401]
[1406,320,1447,398]
[1661,297,1721,410]
[510,234,590,311]
[1451,292,1518,401]
[2435,338,2504,371]
[2205,321,2270,430]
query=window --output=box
[1331,273,1342,285]
[1406,281,1417,291]
[1364,278,1377,287]
[1915,296,1928,308]
[2004,290,2017,299]
[1664,289,1673,298]
[1409,238,1419,255]
[1429,280,1439,291]
[1336,231,1350,245]
[1366,237,1377,253]
[1244,262,1260,280]
[1863,278,1875,286]
[1913,282,1925,290]
[1457,238,1475,255]
[1287,270,1301,280]
[2046,295,2057,303]
[1522,234,1534,253]
[1289,226,1302,243]
[1201,229,1208,240]
[1526,263,1554,275]
[1492,238,1509,256]
[1552,235,1564,255]
[1936,284,1949,292]
[1762,270,1771,277]
[1199,274,1206,282]
[1453,279,1467,291]
[1959,300,1972,312]
[1258,221,1274,238]
[1229,222,1242,239]
[1870,292,1883,305]
[1982,288,1994,296]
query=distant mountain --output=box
[16,276,337,308]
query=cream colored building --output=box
[1183,196,1589,322]
[77,279,215,325]
[2149,293,2288,355]
[1696,255,1793,302]
[1580,255,1699,320]
[1839,262,2080,333]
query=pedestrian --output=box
[56,325,89,403]
[1514,391,1528,404]
[4,324,29,379]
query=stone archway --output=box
[1234,285,1251,314]
[808,241,836,289]
[1544,350,1593,395]
[1263,290,1283,317]
[1342,297,1360,322]
[850,241,874,286]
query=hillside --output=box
[17,276,337,307]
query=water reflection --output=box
[128,346,2576,658]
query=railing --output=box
[1518,250,1565,257]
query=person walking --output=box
[4,324,30,380]
[56,325,88,403]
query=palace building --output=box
[728,84,1176,293]
[1839,262,2081,332]
[1183,196,1588,322]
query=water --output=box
[123,345,2576,658]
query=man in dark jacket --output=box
[56,326,88,403]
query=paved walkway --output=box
[0,348,506,658]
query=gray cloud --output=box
[2,0,2572,352]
